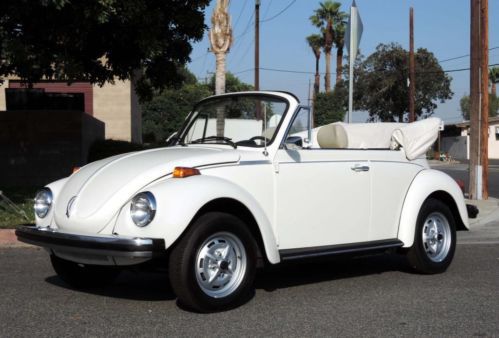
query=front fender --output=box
[113,175,280,264]
[398,169,469,248]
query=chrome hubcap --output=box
[422,212,451,262]
[195,232,246,298]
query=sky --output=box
[188,0,499,124]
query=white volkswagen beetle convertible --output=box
[17,91,476,312]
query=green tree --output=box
[142,71,253,144]
[313,85,347,126]
[333,13,348,85]
[306,34,323,97]
[208,72,253,94]
[460,93,499,120]
[490,66,499,96]
[141,69,211,144]
[310,1,343,92]
[356,43,453,122]
[0,0,209,100]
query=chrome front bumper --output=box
[15,225,166,266]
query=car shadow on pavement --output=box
[43,252,411,304]
[45,270,176,301]
[255,252,412,292]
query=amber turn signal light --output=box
[173,167,201,178]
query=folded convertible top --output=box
[316,117,441,161]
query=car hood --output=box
[54,146,240,233]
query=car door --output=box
[274,108,371,250]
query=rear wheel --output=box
[50,255,121,288]
[407,198,456,274]
[168,212,257,312]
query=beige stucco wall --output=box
[488,123,499,159]
[461,121,499,159]
[130,81,142,143]
[0,79,9,110]
[0,77,141,143]
[93,80,141,143]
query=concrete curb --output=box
[0,229,31,248]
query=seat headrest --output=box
[317,123,348,148]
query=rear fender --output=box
[398,169,469,248]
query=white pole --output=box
[346,1,363,123]
[348,54,354,123]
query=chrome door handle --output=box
[351,165,370,172]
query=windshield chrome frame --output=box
[278,105,313,149]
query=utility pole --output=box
[480,0,489,199]
[408,7,415,123]
[255,0,260,91]
[469,0,481,200]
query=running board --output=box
[279,239,404,261]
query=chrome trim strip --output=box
[238,160,272,165]
[279,239,403,261]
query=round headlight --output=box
[34,188,53,218]
[130,192,156,227]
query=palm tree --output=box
[333,13,348,85]
[306,34,323,97]
[310,1,342,92]
[209,0,232,136]
[490,66,499,96]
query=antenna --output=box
[263,102,268,156]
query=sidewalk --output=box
[466,198,499,228]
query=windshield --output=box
[178,94,288,148]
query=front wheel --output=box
[168,212,257,312]
[406,198,456,274]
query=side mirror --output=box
[285,136,303,149]
[166,132,178,146]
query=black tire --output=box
[407,198,456,274]
[50,255,121,288]
[168,212,258,312]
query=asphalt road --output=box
[1,225,498,337]
[432,163,499,198]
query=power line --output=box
[261,67,323,75]
[261,0,274,20]
[232,37,255,69]
[439,46,499,63]
[260,0,296,23]
[235,10,255,40]
[232,0,249,31]
[228,5,255,67]
[231,63,499,77]
[233,68,254,75]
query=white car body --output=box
[17,91,471,311]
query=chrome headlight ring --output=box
[34,188,53,218]
[130,192,156,227]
